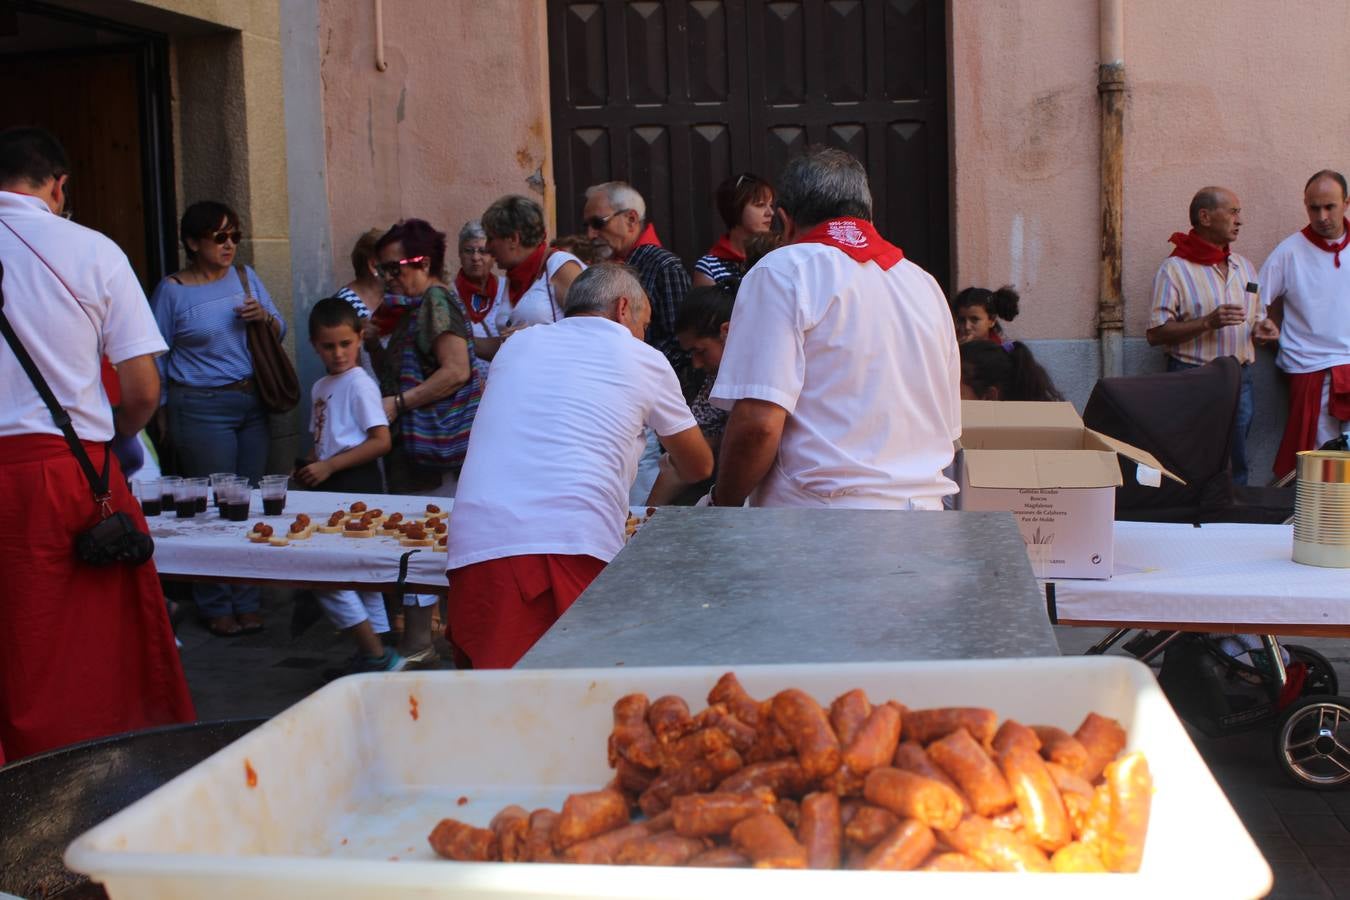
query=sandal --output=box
[203,615,243,637]
[236,612,265,634]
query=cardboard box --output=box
[956,401,1179,578]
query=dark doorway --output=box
[547,0,949,281]
[0,0,175,291]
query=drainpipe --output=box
[1098,0,1125,377]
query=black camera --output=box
[75,511,155,566]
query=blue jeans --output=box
[1166,357,1254,485]
[167,383,270,616]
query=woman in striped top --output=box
[692,172,776,287]
[150,200,286,638]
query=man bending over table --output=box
[445,263,712,667]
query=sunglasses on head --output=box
[378,255,429,277]
[584,209,628,231]
[210,230,243,245]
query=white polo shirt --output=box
[710,242,961,509]
[1259,230,1350,374]
[447,315,697,569]
[0,191,165,441]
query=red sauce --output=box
[244,759,258,788]
[456,795,468,806]
[409,694,420,721]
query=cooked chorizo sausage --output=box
[717,758,808,797]
[862,767,965,832]
[524,809,559,862]
[992,719,1042,755]
[891,740,969,803]
[1030,725,1089,776]
[489,805,530,862]
[771,689,842,780]
[648,695,695,744]
[686,846,751,868]
[919,851,989,871]
[999,744,1071,851]
[1086,751,1151,873]
[939,813,1052,872]
[927,728,1015,817]
[829,688,872,747]
[560,821,650,864]
[747,701,797,763]
[903,707,997,747]
[428,818,499,861]
[613,831,709,866]
[862,819,937,871]
[694,704,758,754]
[610,694,663,771]
[843,804,901,848]
[555,789,630,850]
[1074,712,1127,782]
[670,788,776,837]
[843,701,902,775]
[798,791,842,869]
[1051,841,1109,873]
[730,813,809,869]
[661,727,734,772]
[707,672,762,726]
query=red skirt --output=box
[0,435,196,763]
[447,553,606,669]
[1275,366,1350,478]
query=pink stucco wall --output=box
[317,0,551,277]
[952,0,1350,340]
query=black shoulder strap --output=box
[0,260,112,509]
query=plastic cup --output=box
[223,481,251,521]
[160,476,182,511]
[260,476,288,516]
[186,477,210,513]
[210,473,236,509]
[173,479,197,519]
[134,478,163,517]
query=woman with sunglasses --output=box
[453,219,511,383]
[692,173,776,288]
[370,218,480,668]
[149,199,285,638]
[481,194,585,328]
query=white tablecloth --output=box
[148,490,453,592]
[1049,521,1350,630]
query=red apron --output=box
[447,553,606,669]
[0,435,196,763]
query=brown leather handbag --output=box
[237,266,300,413]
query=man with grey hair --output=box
[582,181,692,387]
[707,147,961,509]
[445,263,712,668]
[1147,186,1277,484]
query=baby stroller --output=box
[1079,358,1350,789]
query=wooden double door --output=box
[548,0,949,280]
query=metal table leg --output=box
[1085,627,1132,656]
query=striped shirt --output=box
[150,265,287,393]
[694,254,744,286]
[1149,251,1262,365]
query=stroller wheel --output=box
[1286,644,1340,696]
[1273,696,1350,789]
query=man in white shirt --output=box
[0,127,194,762]
[1259,169,1350,478]
[446,263,712,668]
[708,147,961,509]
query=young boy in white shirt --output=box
[297,297,402,672]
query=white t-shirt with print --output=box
[310,367,386,462]
[710,242,961,509]
[0,192,166,441]
[447,315,696,569]
[503,251,584,328]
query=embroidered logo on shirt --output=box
[826,220,869,248]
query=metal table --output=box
[518,507,1057,668]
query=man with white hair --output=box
[445,263,712,668]
[582,181,691,389]
[708,147,961,509]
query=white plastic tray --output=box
[66,659,1271,899]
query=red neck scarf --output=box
[506,243,549,306]
[706,232,745,263]
[1301,221,1350,267]
[620,222,662,261]
[793,217,904,270]
[454,270,500,324]
[1168,230,1229,266]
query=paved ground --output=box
[176,591,1350,897]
